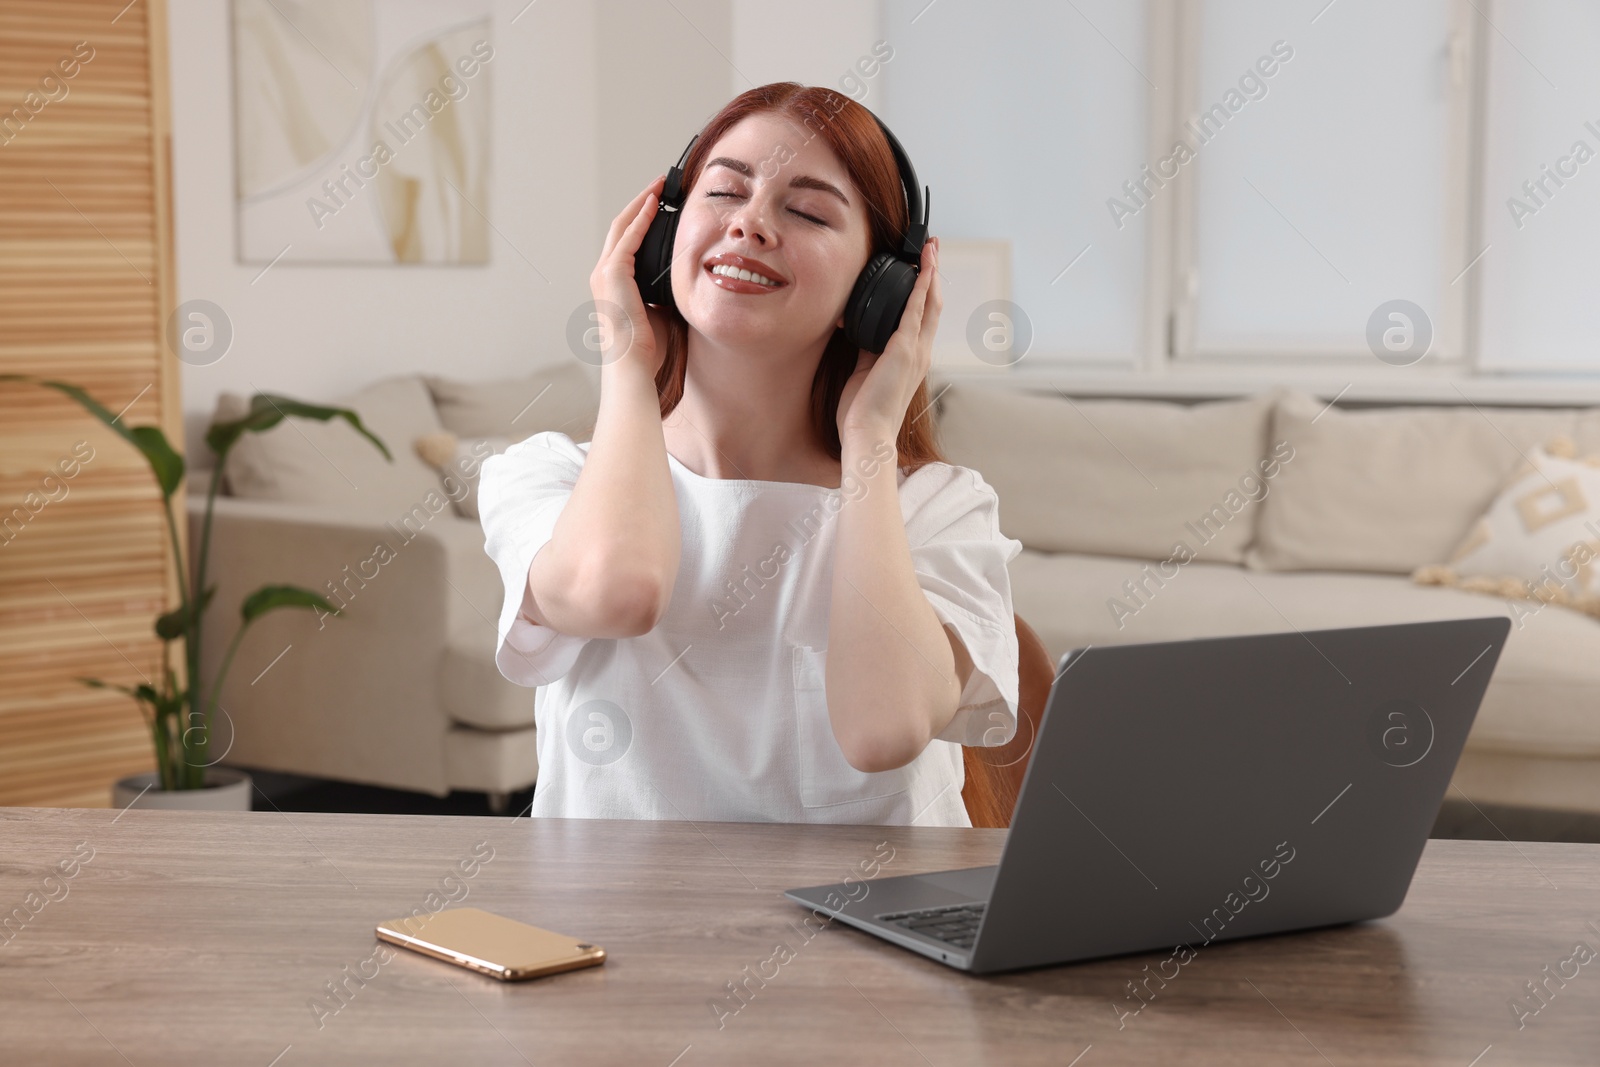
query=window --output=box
[1173,0,1474,363]
[877,0,1595,384]
[882,0,1151,364]
[1476,0,1600,371]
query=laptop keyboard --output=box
[876,902,987,950]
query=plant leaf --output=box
[205,394,391,463]
[155,585,216,640]
[78,676,138,698]
[78,677,162,707]
[0,375,184,497]
[241,584,343,625]
[128,426,184,497]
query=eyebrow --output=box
[704,157,851,208]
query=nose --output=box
[723,195,771,246]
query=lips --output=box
[703,252,789,289]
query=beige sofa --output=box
[936,381,1600,819]
[193,369,1600,817]
[190,366,600,807]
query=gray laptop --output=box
[784,616,1511,975]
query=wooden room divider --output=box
[0,0,183,807]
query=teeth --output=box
[711,263,779,287]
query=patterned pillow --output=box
[413,432,510,520]
[1413,435,1600,621]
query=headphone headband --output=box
[868,113,930,263]
[663,133,697,205]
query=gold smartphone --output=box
[375,906,606,981]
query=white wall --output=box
[594,0,735,266]
[730,0,879,98]
[171,0,612,464]
[164,0,1600,459]
[170,0,881,465]
[170,0,602,463]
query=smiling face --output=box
[670,112,873,356]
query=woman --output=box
[478,82,1022,825]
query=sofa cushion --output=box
[446,723,539,793]
[1008,548,1600,760]
[933,380,1276,564]
[1572,407,1600,456]
[434,518,537,730]
[214,375,448,517]
[443,618,539,730]
[414,432,511,520]
[1249,389,1584,574]
[1413,435,1600,621]
[423,363,598,442]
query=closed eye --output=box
[705,191,828,227]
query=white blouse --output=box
[477,431,1025,827]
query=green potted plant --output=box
[1,375,390,810]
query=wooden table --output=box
[2,808,1598,1066]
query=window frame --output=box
[1158,0,1483,369]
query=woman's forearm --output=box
[525,360,680,638]
[825,429,968,772]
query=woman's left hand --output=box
[836,235,941,443]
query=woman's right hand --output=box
[590,174,673,378]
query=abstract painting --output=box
[233,0,493,265]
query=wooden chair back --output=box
[960,614,1057,828]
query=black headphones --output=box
[633,109,931,355]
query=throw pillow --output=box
[414,432,510,520]
[1412,434,1600,621]
[422,363,597,441]
[931,378,1277,564]
[1248,389,1582,574]
[215,376,449,517]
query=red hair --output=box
[652,82,945,472]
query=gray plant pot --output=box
[112,767,253,811]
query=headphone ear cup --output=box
[634,209,680,310]
[843,253,919,355]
